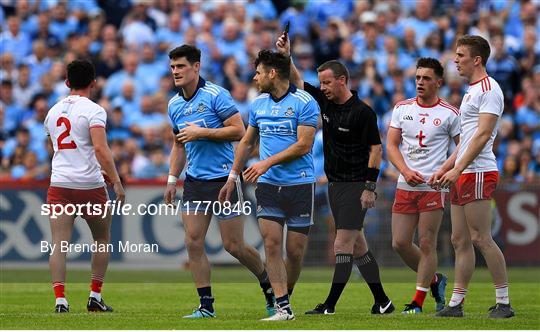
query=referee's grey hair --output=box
[317,60,349,83]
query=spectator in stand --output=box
[12,64,40,109]
[134,144,169,179]
[0,15,32,62]
[10,150,48,180]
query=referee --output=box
[276,33,394,315]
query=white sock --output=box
[449,287,467,307]
[55,297,68,306]
[90,291,102,301]
[495,283,509,304]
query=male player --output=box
[219,50,320,321]
[45,59,125,313]
[387,58,459,314]
[276,33,394,315]
[434,35,515,318]
[163,45,274,318]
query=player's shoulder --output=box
[201,80,227,97]
[252,92,270,105]
[471,76,502,95]
[290,87,316,105]
[168,92,182,108]
[438,99,460,116]
[393,97,416,109]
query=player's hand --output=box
[361,189,376,209]
[113,181,126,204]
[439,167,461,189]
[276,33,290,56]
[218,179,236,204]
[177,122,206,144]
[243,160,271,183]
[164,184,177,205]
[403,168,425,187]
[428,169,446,190]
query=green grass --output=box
[1,267,539,329]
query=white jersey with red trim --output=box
[44,95,106,188]
[456,76,504,173]
[390,97,460,191]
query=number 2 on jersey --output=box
[56,117,77,150]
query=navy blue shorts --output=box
[255,182,314,232]
[182,175,242,220]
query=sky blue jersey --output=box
[168,77,238,180]
[249,84,320,185]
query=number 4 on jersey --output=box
[57,117,77,150]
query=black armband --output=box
[366,167,380,182]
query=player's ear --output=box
[65,79,70,88]
[193,61,201,72]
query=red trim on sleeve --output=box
[89,125,105,129]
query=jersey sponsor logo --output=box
[285,107,294,117]
[426,201,438,207]
[433,118,442,126]
[259,120,294,136]
[419,113,429,117]
[338,127,350,132]
[300,213,310,217]
[197,103,206,113]
[184,104,193,115]
[177,119,207,129]
[256,109,266,115]
[403,115,413,121]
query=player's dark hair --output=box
[168,44,201,64]
[416,57,444,78]
[254,50,290,80]
[66,59,95,89]
[317,60,350,83]
[456,35,491,67]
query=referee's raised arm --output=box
[276,32,304,89]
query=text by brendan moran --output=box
[41,241,159,255]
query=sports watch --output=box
[365,181,377,192]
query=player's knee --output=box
[185,235,205,253]
[286,247,304,264]
[223,240,243,258]
[418,236,436,254]
[451,233,471,251]
[392,238,410,253]
[470,232,493,251]
[263,237,282,258]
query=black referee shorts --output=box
[328,182,368,230]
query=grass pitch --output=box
[1,267,539,329]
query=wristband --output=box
[167,174,178,185]
[366,167,380,182]
[228,170,238,180]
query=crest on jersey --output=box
[197,103,206,113]
[285,107,294,117]
[433,118,442,126]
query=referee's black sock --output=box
[257,270,274,305]
[354,251,389,304]
[197,286,214,312]
[323,254,353,309]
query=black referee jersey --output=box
[303,82,382,182]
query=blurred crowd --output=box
[0,0,538,185]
